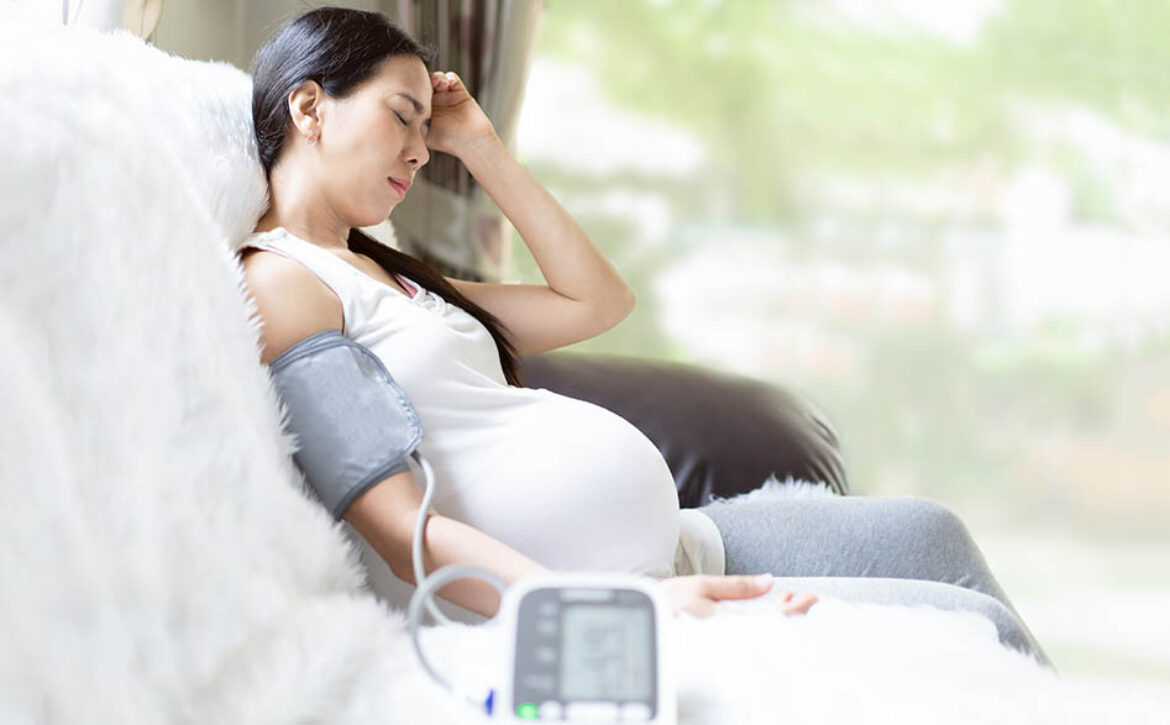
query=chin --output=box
[353,205,394,229]
[380,196,405,217]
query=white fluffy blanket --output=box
[1,15,1167,724]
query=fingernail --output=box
[755,574,773,586]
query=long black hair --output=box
[249,6,523,386]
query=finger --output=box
[692,600,716,618]
[704,574,773,600]
[781,591,794,603]
[781,593,818,616]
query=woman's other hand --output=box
[426,70,498,158]
[660,574,818,619]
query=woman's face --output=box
[309,55,433,228]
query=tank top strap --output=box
[239,229,360,334]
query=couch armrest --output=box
[517,352,849,507]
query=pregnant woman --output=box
[238,6,1049,665]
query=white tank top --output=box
[240,227,724,582]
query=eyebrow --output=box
[394,92,432,127]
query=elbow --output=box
[386,534,421,585]
[604,286,636,331]
[343,485,429,584]
[617,285,636,321]
[386,507,435,584]
[599,287,635,332]
[388,553,417,585]
[582,285,635,336]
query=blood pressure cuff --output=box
[267,329,422,520]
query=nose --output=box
[404,127,429,169]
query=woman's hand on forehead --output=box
[424,70,498,158]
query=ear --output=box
[287,80,325,137]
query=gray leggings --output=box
[696,495,1052,667]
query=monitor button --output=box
[534,646,557,664]
[565,702,620,721]
[536,618,559,636]
[621,702,652,721]
[520,673,556,691]
[538,701,563,719]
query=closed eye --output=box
[394,111,407,126]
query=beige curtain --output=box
[385,0,543,282]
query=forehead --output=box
[365,55,431,109]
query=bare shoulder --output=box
[238,248,344,365]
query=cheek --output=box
[334,106,389,148]
[361,121,406,161]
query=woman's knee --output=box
[897,497,975,548]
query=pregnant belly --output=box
[433,391,682,578]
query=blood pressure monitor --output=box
[497,573,675,723]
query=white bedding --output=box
[2,14,1167,725]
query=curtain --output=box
[384,0,543,282]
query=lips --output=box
[387,177,410,198]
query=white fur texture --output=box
[417,596,1170,724]
[1,18,1167,725]
[0,19,408,724]
[709,474,839,504]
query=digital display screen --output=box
[559,604,653,701]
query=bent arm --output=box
[343,469,549,618]
[462,136,633,315]
[446,137,635,356]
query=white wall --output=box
[154,0,390,70]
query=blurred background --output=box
[59,0,1168,693]
[507,0,1170,693]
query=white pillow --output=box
[115,29,270,247]
[0,18,268,248]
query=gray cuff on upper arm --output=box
[267,329,423,519]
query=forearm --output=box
[392,512,550,618]
[458,136,633,312]
[343,472,549,619]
